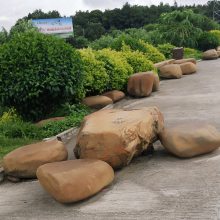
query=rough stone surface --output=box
[152,74,160,92]
[75,107,164,169]
[2,60,220,219]
[127,72,155,97]
[37,159,114,204]
[154,59,175,68]
[0,167,4,183]
[3,140,68,179]
[102,90,125,103]
[159,122,220,158]
[202,49,219,60]
[82,96,113,109]
[159,64,182,79]
[36,117,65,126]
[174,58,197,64]
[180,62,197,75]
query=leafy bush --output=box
[66,36,89,49]
[209,30,220,44]
[120,44,157,73]
[90,35,115,50]
[95,49,133,90]
[184,48,202,60]
[198,32,219,51]
[157,43,176,59]
[79,48,109,95]
[0,31,85,121]
[0,28,8,45]
[139,40,165,63]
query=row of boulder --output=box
[2,107,220,204]
[82,58,197,110]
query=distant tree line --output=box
[12,1,219,46]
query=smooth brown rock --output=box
[217,51,220,57]
[127,72,155,97]
[82,96,113,109]
[102,90,125,103]
[159,122,220,158]
[75,107,164,169]
[174,58,197,65]
[36,117,65,126]
[154,59,175,68]
[37,159,114,203]
[159,64,182,79]
[202,49,219,60]
[180,62,197,75]
[152,74,160,92]
[3,140,68,179]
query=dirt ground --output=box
[1,60,220,220]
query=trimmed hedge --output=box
[0,31,84,121]
[95,48,133,90]
[157,43,176,59]
[120,44,157,73]
[79,48,109,95]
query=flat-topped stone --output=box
[159,64,182,79]
[3,140,68,179]
[159,122,220,158]
[82,96,113,109]
[37,159,114,203]
[75,107,164,169]
[102,90,125,103]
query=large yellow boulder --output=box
[202,49,218,60]
[3,140,68,179]
[127,72,155,97]
[74,107,164,169]
[82,96,113,109]
[102,90,125,103]
[159,64,182,79]
[180,62,197,75]
[37,159,114,203]
[159,122,220,158]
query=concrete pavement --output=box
[1,60,220,219]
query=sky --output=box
[0,0,209,31]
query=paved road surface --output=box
[1,60,220,220]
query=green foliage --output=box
[95,48,133,90]
[209,30,220,44]
[66,36,89,49]
[158,10,204,48]
[120,44,157,73]
[198,32,219,51]
[157,43,176,59]
[9,20,37,39]
[90,35,115,50]
[0,28,8,45]
[79,48,109,95]
[184,48,202,60]
[0,31,85,121]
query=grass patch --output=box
[0,135,38,159]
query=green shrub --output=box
[198,32,219,51]
[209,30,220,44]
[40,105,91,137]
[139,40,165,63]
[184,48,202,60]
[0,31,85,121]
[66,36,89,49]
[121,44,157,73]
[90,35,115,50]
[0,28,8,45]
[157,43,176,59]
[95,49,133,90]
[79,48,109,95]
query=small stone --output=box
[159,64,182,79]
[180,62,197,75]
[202,49,218,60]
[102,90,125,103]
[82,96,113,109]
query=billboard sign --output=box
[32,17,73,38]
